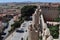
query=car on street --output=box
[16,30,24,33]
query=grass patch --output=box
[48,25,59,39]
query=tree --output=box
[54,17,60,22]
[21,5,37,17]
[58,6,60,10]
[16,7,20,9]
[11,21,20,28]
[48,25,59,39]
[0,33,2,40]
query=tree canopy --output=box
[21,5,37,17]
[48,25,59,39]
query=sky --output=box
[0,0,60,3]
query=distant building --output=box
[13,15,19,21]
[40,3,59,21]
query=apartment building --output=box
[40,3,59,21]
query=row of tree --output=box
[21,5,37,20]
[9,5,37,33]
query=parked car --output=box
[16,30,24,33]
[1,32,6,35]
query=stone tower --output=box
[28,6,41,40]
[40,14,53,40]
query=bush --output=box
[8,26,15,33]
[39,36,42,40]
[54,17,60,22]
[58,6,60,10]
[48,25,59,39]
[11,21,20,28]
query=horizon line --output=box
[0,1,60,3]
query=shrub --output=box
[48,25,59,39]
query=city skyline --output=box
[0,0,60,3]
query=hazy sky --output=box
[0,0,60,3]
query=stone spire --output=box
[32,6,41,29]
[40,14,53,40]
[28,6,41,40]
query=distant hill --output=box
[0,2,60,6]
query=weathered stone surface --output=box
[47,35,53,40]
[45,28,50,36]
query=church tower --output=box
[28,6,41,40]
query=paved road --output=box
[2,19,14,40]
[5,21,32,40]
